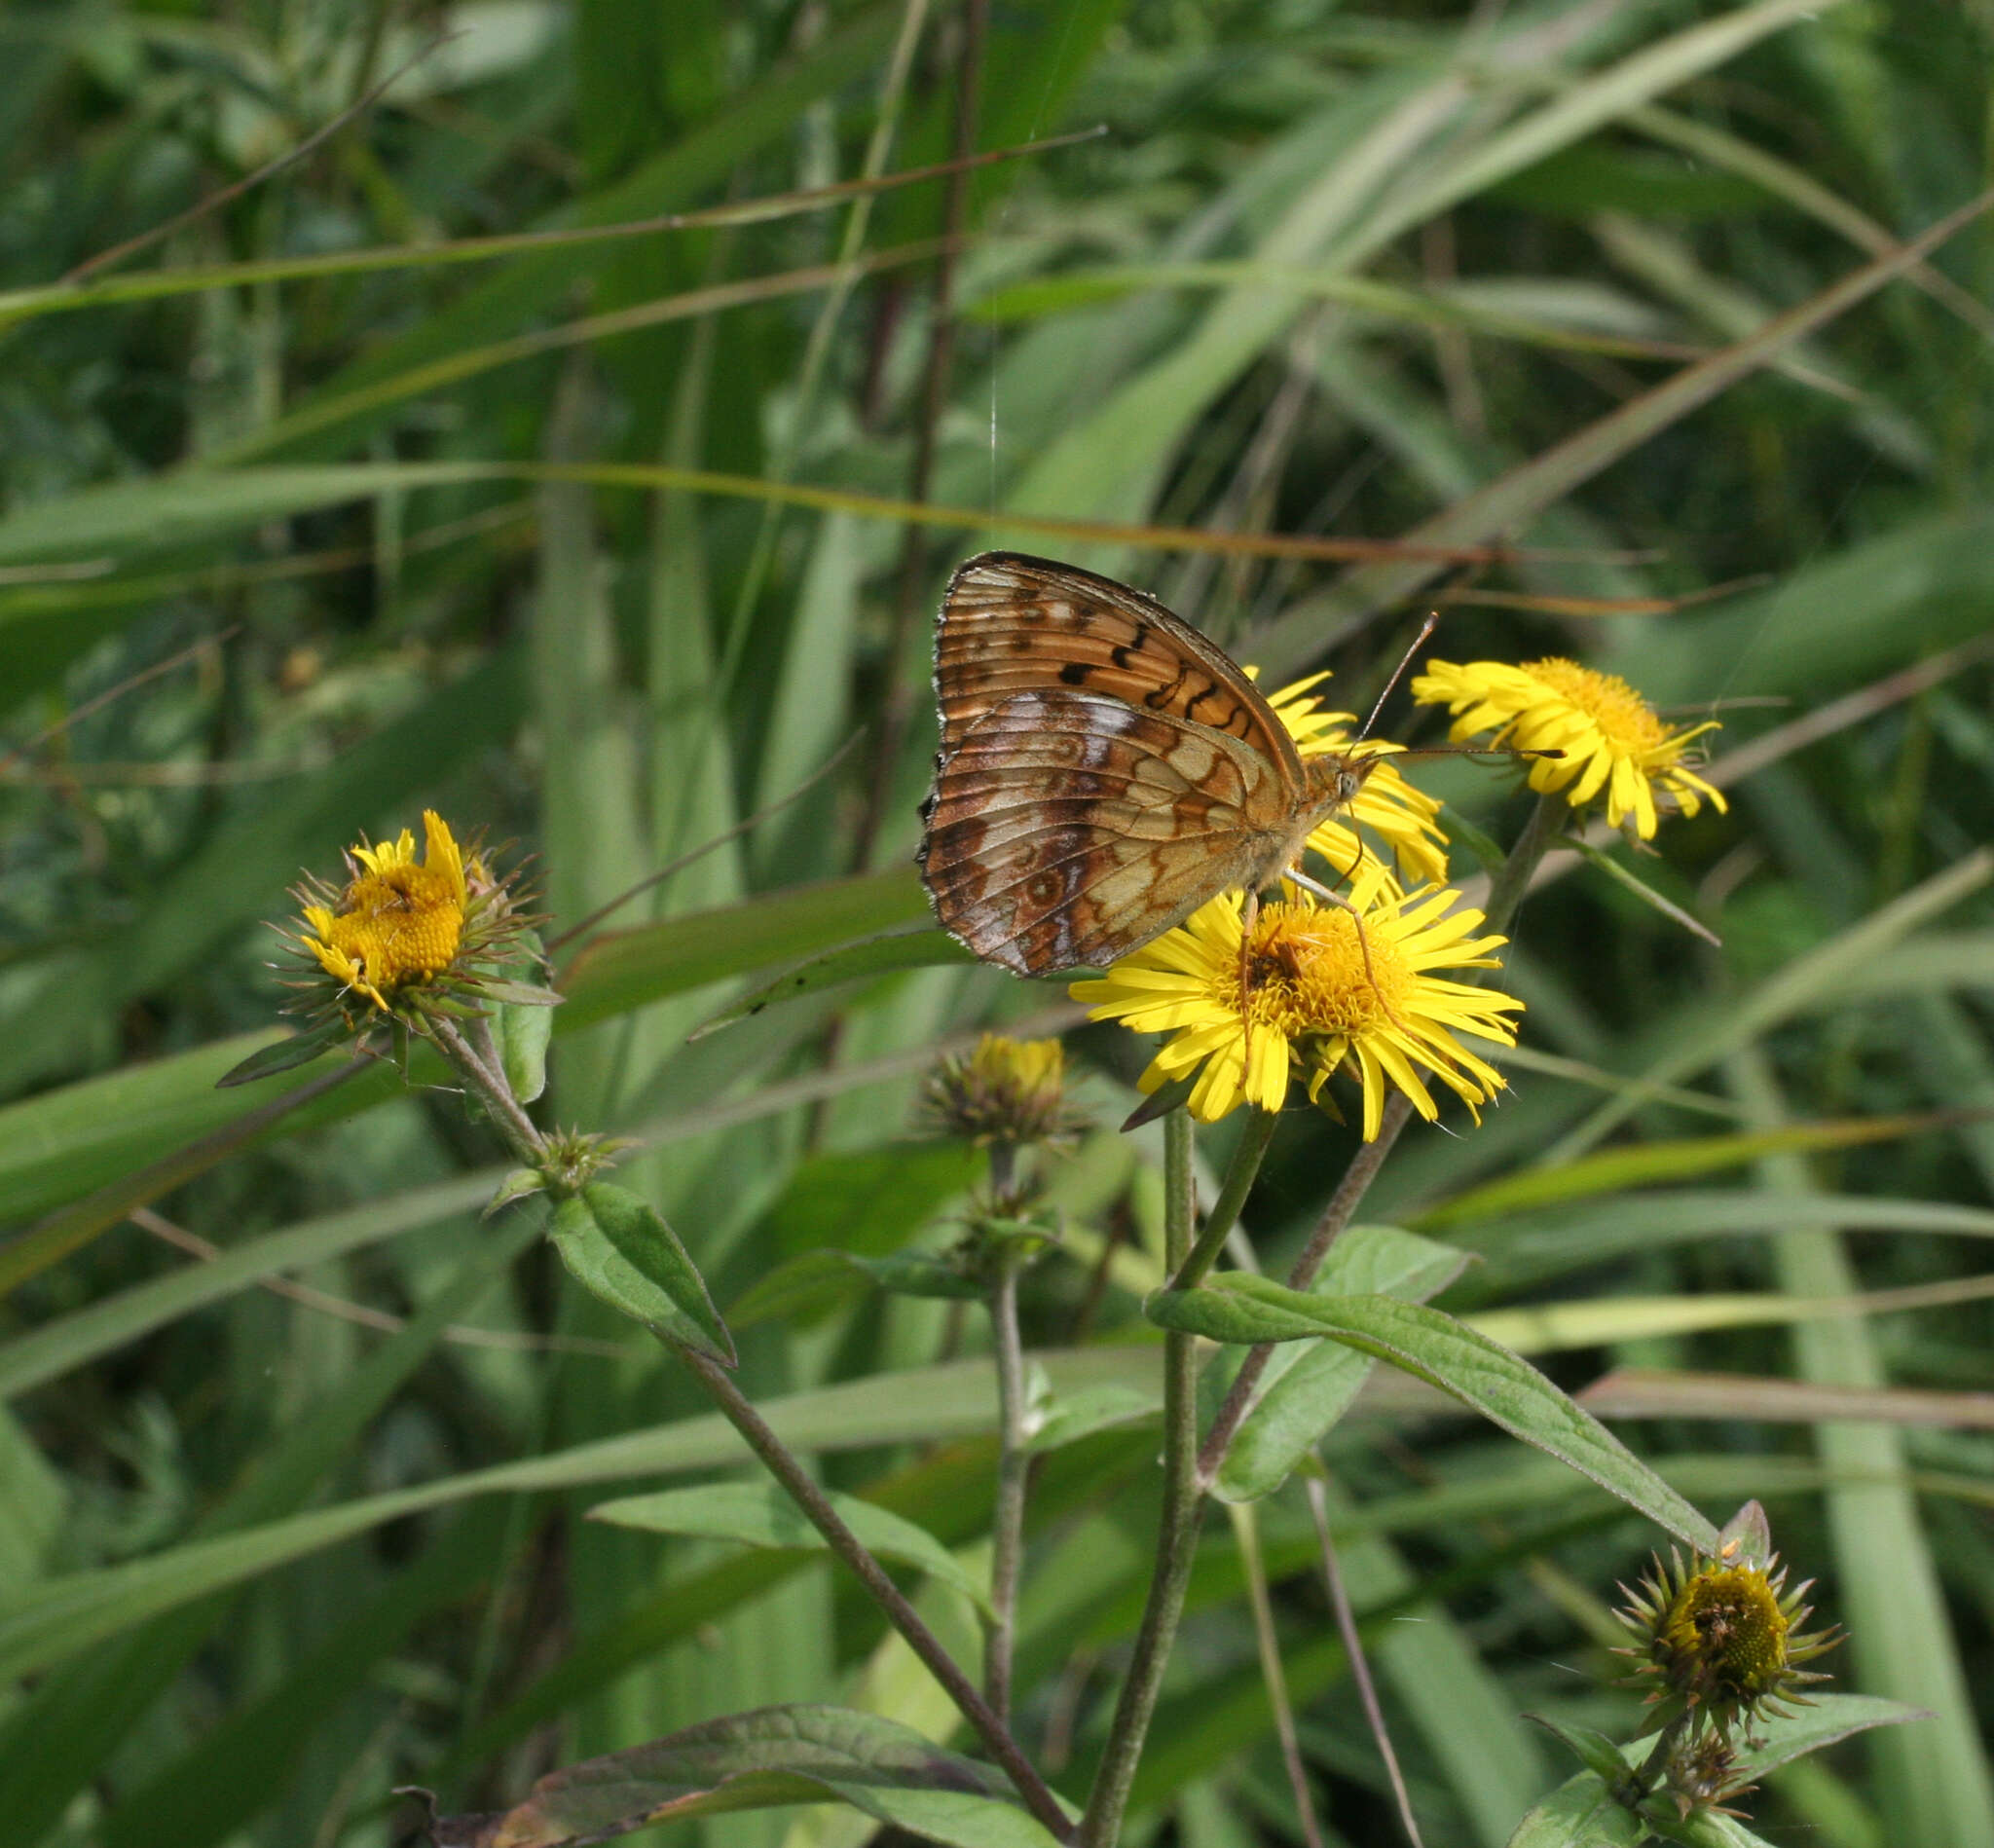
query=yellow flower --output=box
[1259,671,1451,884]
[922,1034,1081,1147]
[1411,657,1727,839]
[298,811,466,1012]
[1070,866,1522,1135]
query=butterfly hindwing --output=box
[920,690,1293,973]
[934,551,1308,794]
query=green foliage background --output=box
[1,1,1992,1845]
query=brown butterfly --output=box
[917,552,1378,976]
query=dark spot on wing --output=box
[1111,622,1149,670]
[1058,660,1093,685]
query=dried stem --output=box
[1306,1476,1424,1848]
[671,1341,1071,1839]
[1229,1498,1326,1848]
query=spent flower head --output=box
[1412,656,1726,840]
[287,810,537,1034]
[922,1034,1085,1150]
[1658,1732,1758,1823]
[1615,1516,1839,1742]
[1071,865,1522,1134]
[1260,670,1451,885]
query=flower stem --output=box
[986,1254,1029,1722]
[670,1340,1070,1840]
[1194,791,1569,1490]
[1480,788,1564,937]
[428,1016,547,1166]
[1169,1105,1279,1292]
[1076,1107,1201,1848]
[1195,1100,1409,1488]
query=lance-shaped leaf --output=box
[1213,1225,1471,1502]
[550,1183,734,1365]
[729,1248,984,1330]
[421,1703,1070,1848]
[588,1482,991,1617]
[213,1020,353,1089]
[1502,1772,1647,1848]
[1146,1278,1717,1550]
[691,926,973,1040]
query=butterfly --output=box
[917,551,1380,976]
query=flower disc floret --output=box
[287,810,536,1028]
[1071,866,1522,1134]
[1260,671,1450,884]
[1615,1543,1839,1740]
[1412,656,1726,839]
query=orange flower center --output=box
[1240,903,1410,1039]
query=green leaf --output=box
[1502,1772,1646,1848]
[557,866,932,1031]
[425,1703,1067,1848]
[212,1021,351,1089]
[0,1347,1163,1689]
[485,1168,547,1218]
[730,1248,984,1330]
[1416,1113,1974,1230]
[550,1183,735,1365]
[1726,1693,1933,1774]
[479,977,563,1007]
[1147,1279,1718,1550]
[691,926,975,1039]
[588,1481,992,1617]
[1214,1225,1471,1502]
[497,1001,553,1107]
[761,1141,982,1258]
[1025,1383,1157,1455]
[1527,1714,1637,1784]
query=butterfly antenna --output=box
[1357,612,1439,742]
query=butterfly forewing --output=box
[935,552,1309,788]
[921,552,1375,976]
[922,689,1295,973]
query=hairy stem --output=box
[672,1342,1070,1839]
[1169,1105,1280,1291]
[429,1016,547,1166]
[1195,1101,1410,1488]
[1076,1108,1200,1848]
[986,1255,1029,1721]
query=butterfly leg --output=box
[1285,868,1398,1024]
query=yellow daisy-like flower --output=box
[1070,866,1522,1135]
[299,810,467,1012]
[1615,1533,1838,1742]
[1411,657,1727,839]
[921,1033,1082,1148]
[1259,670,1451,885]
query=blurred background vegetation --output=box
[1,1,1992,1845]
